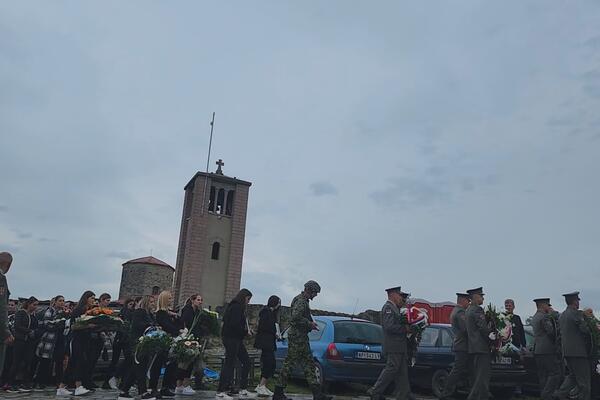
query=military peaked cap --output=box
[466,287,484,296]
[533,298,551,305]
[562,291,580,300]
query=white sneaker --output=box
[181,386,196,396]
[216,392,234,400]
[74,386,91,396]
[109,376,119,390]
[56,387,74,396]
[254,385,272,397]
[238,389,256,398]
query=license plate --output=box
[355,351,381,360]
[496,356,512,365]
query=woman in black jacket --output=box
[118,295,158,400]
[154,291,180,397]
[64,291,96,396]
[8,296,38,392]
[180,294,209,391]
[216,288,253,400]
[254,295,281,396]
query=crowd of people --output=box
[2,250,599,400]
[0,252,292,400]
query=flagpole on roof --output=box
[200,112,216,215]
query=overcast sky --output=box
[2,1,600,317]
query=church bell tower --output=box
[172,159,252,310]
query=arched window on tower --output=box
[208,186,216,212]
[225,190,235,216]
[211,242,220,260]
[152,286,160,296]
[216,189,225,214]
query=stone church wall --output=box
[119,263,174,300]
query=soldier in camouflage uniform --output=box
[0,252,13,377]
[273,280,332,400]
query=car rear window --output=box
[333,321,383,345]
[419,327,439,347]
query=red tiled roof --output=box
[122,256,173,270]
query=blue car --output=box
[275,316,385,386]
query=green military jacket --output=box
[450,305,468,353]
[559,307,590,358]
[531,311,558,355]
[288,293,313,339]
[466,304,490,354]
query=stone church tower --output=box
[172,160,251,310]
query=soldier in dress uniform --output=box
[368,286,412,400]
[273,280,332,400]
[465,287,491,400]
[531,297,563,400]
[440,292,471,399]
[554,292,592,400]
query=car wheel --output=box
[431,369,449,398]
[314,361,329,391]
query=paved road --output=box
[0,388,437,400]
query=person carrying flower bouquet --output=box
[368,286,411,400]
[154,290,181,397]
[554,291,592,400]
[465,286,492,400]
[87,292,112,390]
[64,290,96,396]
[104,297,135,390]
[253,295,281,397]
[181,294,210,391]
[118,295,159,400]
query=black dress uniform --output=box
[369,286,412,400]
[441,293,470,398]
[465,287,491,400]
[555,292,592,400]
[531,298,563,400]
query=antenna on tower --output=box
[201,112,216,215]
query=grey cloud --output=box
[0,205,7,212]
[38,237,58,243]
[309,181,338,197]
[370,177,447,209]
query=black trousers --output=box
[1,344,14,384]
[467,353,491,400]
[106,333,126,379]
[535,354,563,400]
[36,357,64,386]
[87,337,104,379]
[9,339,35,385]
[217,337,251,392]
[149,351,177,391]
[65,335,92,386]
[260,349,276,380]
[442,351,470,397]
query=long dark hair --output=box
[231,288,253,312]
[266,295,281,319]
[74,290,95,316]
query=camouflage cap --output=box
[304,280,321,293]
